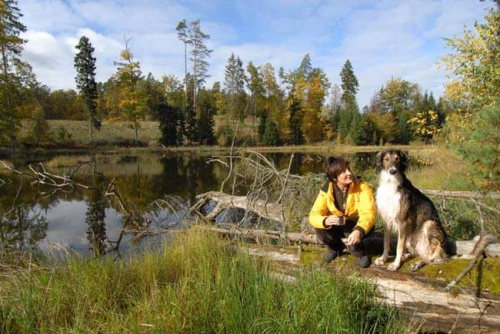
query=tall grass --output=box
[0,228,406,333]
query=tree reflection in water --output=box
[0,203,48,251]
[85,189,107,257]
[0,151,377,258]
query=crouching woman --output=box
[309,156,376,268]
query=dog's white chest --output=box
[376,178,401,229]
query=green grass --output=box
[47,120,162,145]
[0,228,406,333]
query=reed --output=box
[0,228,406,333]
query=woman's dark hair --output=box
[324,156,351,181]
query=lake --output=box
[0,150,385,258]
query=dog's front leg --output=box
[374,223,391,266]
[387,228,406,271]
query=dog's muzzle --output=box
[388,167,398,175]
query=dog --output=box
[374,149,448,271]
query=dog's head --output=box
[376,150,408,175]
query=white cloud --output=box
[21,0,84,33]
[17,0,494,106]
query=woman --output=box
[309,156,376,268]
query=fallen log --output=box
[193,191,500,257]
[191,191,286,223]
[422,189,500,200]
[205,225,500,257]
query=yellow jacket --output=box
[308,179,376,235]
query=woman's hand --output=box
[324,215,344,226]
[346,229,362,246]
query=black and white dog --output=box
[374,150,448,271]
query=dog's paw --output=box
[387,262,400,271]
[409,260,426,272]
[374,257,386,266]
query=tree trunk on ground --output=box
[192,191,500,257]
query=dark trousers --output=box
[314,219,373,258]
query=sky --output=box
[18,0,493,108]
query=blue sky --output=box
[19,0,493,107]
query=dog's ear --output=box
[376,151,385,169]
[399,151,408,172]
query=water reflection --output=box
[0,151,379,257]
[85,189,107,256]
[0,205,48,251]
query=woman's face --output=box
[336,168,353,188]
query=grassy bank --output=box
[0,228,406,333]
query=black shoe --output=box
[356,255,371,268]
[324,250,341,263]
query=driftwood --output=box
[423,189,500,200]
[206,225,500,258]
[192,191,286,223]
[446,233,499,291]
[191,191,500,257]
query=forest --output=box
[0,1,498,188]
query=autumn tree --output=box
[246,61,265,141]
[290,55,330,143]
[370,77,420,143]
[260,63,281,121]
[440,6,500,115]
[111,40,145,143]
[74,36,100,141]
[440,5,500,186]
[0,0,31,149]
[46,89,85,120]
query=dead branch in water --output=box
[1,160,95,194]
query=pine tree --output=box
[157,102,180,147]
[85,190,107,256]
[339,59,359,111]
[336,60,360,143]
[224,53,246,121]
[0,0,29,150]
[183,74,197,143]
[75,36,100,141]
[297,53,312,80]
[263,117,281,146]
[288,96,304,145]
[258,111,268,142]
[176,19,189,98]
[189,19,212,111]
[197,89,215,145]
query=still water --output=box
[0,151,376,257]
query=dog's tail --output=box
[470,232,498,257]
